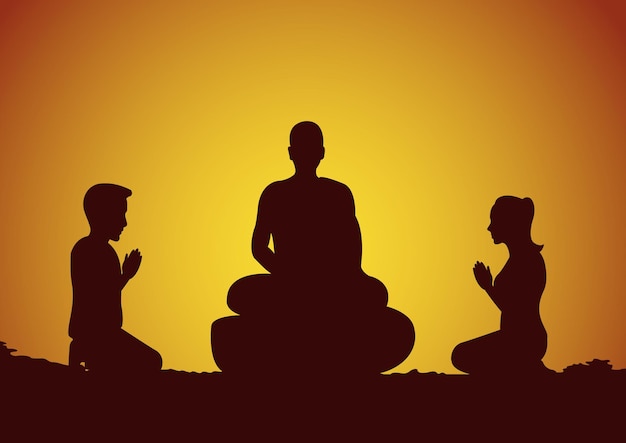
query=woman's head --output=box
[488,196,542,250]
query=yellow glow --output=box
[1,1,625,373]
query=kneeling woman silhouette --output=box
[452,196,550,376]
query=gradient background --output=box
[1,0,625,374]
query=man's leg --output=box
[115,329,162,373]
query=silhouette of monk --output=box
[68,184,162,374]
[452,196,549,376]
[212,121,414,376]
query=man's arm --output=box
[121,248,142,290]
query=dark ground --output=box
[1,342,624,442]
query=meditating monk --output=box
[451,196,550,376]
[68,183,162,374]
[211,121,414,375]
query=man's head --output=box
[83,183,132,241]
[288,121,325,172]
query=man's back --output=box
[69,236,123,340]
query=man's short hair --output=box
[83,183,132,226]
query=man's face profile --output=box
[104,200,128,242]
[90,199,128,242]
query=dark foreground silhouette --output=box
[212,122,414,375]
[453,196,549,376]
[2,342,624,442]
[68,183,161,374]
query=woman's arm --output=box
[473,261,504,310]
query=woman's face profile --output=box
[487,205,506,244]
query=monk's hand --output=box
[123,248,142,280]
[473,261,492,291]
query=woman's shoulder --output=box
[514,248,546,282]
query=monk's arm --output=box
[252,225,278,273]
[341,187,363,270]
[348,206,363,269]
[251,188,278,273]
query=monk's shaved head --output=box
[289,121,324,148]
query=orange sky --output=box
[1,0,625,374]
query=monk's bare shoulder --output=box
[319,177,355,201]
[319,177,351,190]
[263,179,291,191]
[259,179,291,202]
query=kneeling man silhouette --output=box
[68,184,162,375]
[211,122,415,376]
